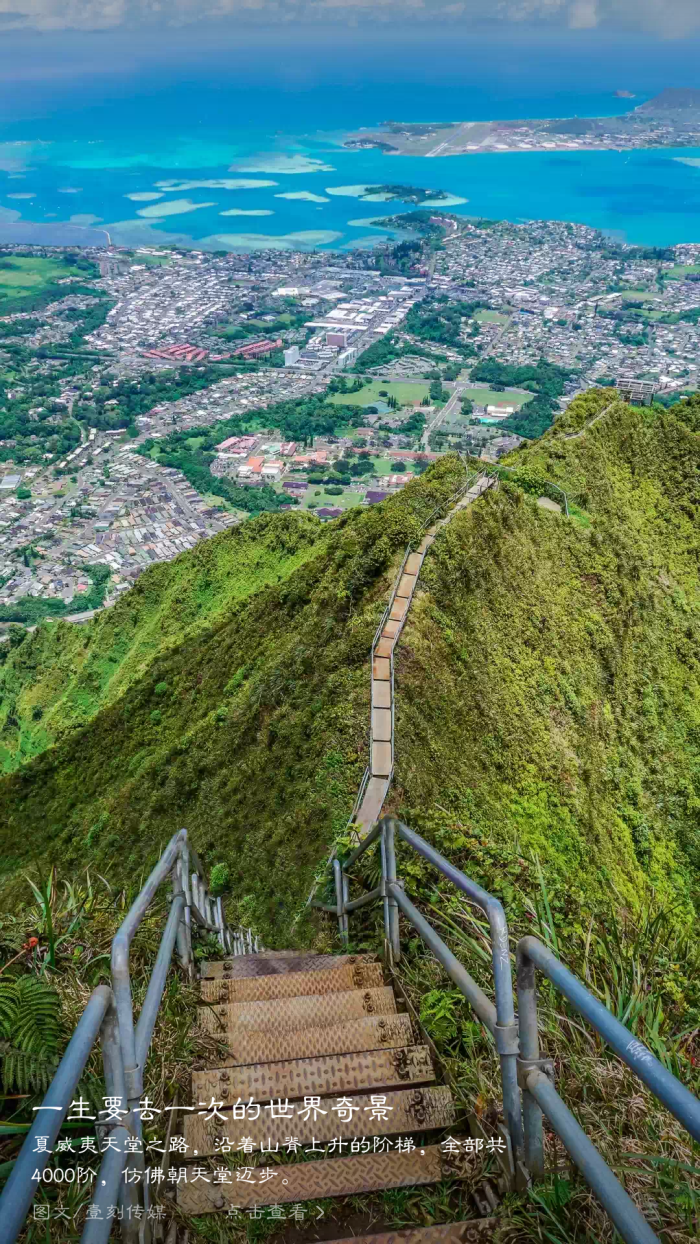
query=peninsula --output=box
[343,89,700,157]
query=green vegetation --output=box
[327,379,430,408]
[363,184,449,204]
[0,514,326,771]
[74,364,251,436]
[666,264,700,279]
[140,393,359,512]
[471,357,576,438]
[0,392,699,944]
[3,389,700,1242]
[0,461,469,924]
[404,296,486,353]
[353,332,437,373]
[0,254,99,313]
[0,564,111,626]
[0,317,41,338]
[474,310,508,325]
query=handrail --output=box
[329,814,700,1238]
[488,460,570,517]
[337,815,523,1169]
[0,986,116,1242]
[0,829,260,1243]
[516,936,700,1151]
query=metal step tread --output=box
[184,1085,455,1156]
[201,953,378,980]
[206,1014,415,1065]
[176,1141,460,1214]
[192,1044,435,1103]
[200,962,384,1004]
[198,986,396,1034]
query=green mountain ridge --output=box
[0,391,699,948]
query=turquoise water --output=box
[1,70,700,250]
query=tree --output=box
[390,460,407,472]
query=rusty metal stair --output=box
[176,952,491,1234]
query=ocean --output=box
[1,41,699,251]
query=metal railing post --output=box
[525,1070,660,1244]
[516,942,545,1179]
[172,861,189,970]
[333,859,348,946]
[518,936,700,1144]
[384,819,400,962]
[392,819,523,1163]
[380,827,391,950]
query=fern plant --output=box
[0,976,62,1094]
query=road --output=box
[420,381,471,449]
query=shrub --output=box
[210,863,230,896]
[154,681,168,696]
[150,709,162,724]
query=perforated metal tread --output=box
[197,986,396,1034]
[176,1142,457,1214]
[201,954,378,980]
[192,1044,435,1104]
[203,1014,415,1065]
[200,962,384,1004]
[184,1085,455,1156]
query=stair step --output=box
[200,962,384,1004]
[215,1014,414,1065]
[177,1141,458,1214]
[353,776,390,835]
[389,597,410,622]
[404,552,423,576]
[396,572,417,599]
[197,986,397,1034]
[192,1044,435,1103]
[324,1224,496,1244]
[201,953,377,980]
[184,1085,455,1156]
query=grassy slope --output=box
[391,393,700,912]
[0,458,468,935]
[0,513,326,771]
[0,393,698,940]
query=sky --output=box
[0,0,698,38]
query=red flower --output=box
[23,937,39,950]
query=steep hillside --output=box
[0,394,699,947]
[0,456,468,932]
[392,392,700,916]
[0,512,325,771]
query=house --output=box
[316,507,343,520]
[261,461,283,481]
[364,490,389,505]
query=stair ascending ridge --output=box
[178,952,495,1241]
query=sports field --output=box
[474,310,510,325]
[328,380,430,407]
[0,255,92,300]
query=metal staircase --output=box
[4,459,700,1242]
[176,948,493,1239]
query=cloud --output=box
[0,0,697,36]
